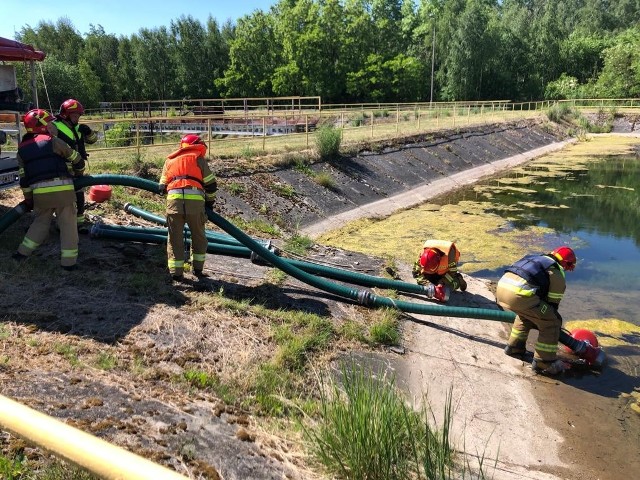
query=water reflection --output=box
[438,153,640,325]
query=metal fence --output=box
[2,98,639,159]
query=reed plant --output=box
[304,360,492,480]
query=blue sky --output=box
[0,1,278,39]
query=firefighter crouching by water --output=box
[412,240,467,302]
[159,134,217,281]
[12,109,85,270]
[53,99,98,232]
[496,246,577,376]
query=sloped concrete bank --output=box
[213,119,570,233]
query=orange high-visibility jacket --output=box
[161,144,208,190]
[422,240,460,275]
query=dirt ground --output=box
[1,119,639,479]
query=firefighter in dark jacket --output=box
[53,99,97,231]
[412,240,467,293]
[13,109,85,270]
[159,134,217,280]
[496,246,577,376]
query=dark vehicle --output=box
[0,36,45,191]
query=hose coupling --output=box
[357,290,375,306]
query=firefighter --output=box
[496,246,577,376]
[12,109,85,270]
[53,99,98,232]
[159,134,217,281]
[412,239,467,293]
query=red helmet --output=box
[552,246,576,271]
[23,109,55,134]
[59,98,85,118]
[180,134,206,149]
[419,248,441,273]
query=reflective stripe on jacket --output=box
[501,254,566,302]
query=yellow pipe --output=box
[0,394,189,480]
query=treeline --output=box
[13,0,640,109]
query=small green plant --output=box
[266,268,288,285]
[95,352,118,370]
[227,182,246,195]
[231,217,280,236]
[313,172,336,190]
[285,234,314,255]
[0,325,10,340]
[240,145,259,159]
[315,125,342,160]
[369,308,401,345]
[0,451,25,480]
[54,342,80,367]
[350,113,366,127]
[271,182,296,198]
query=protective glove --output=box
[78,124,93,136]
[20,197,34,212]
[205,200,214,210]
[158,184,167,195]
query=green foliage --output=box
[270,182,296,198]
[95,352,118,370]
[369,308,401,346]
[0,451,97,480]
[303,361,458,480]
[315,125,342,160]
[313,171,336,190]
[226,182,246,195]
[284,234,314,256]
[546,102,573,123]
[104,122,133,147]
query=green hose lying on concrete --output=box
[1,174,516,322]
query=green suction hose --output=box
[3,174,516,322]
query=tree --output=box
[216,11,279,97]
[171,16,211,99]
[80,25,120,103]
[133,27,177,100]
[17,18,84,65]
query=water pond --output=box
[319,135,640,349]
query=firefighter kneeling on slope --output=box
[496,246,577,376]
[159,134,217,281]
[412,240,467,302]
[12,109,85,270]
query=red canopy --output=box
[0,36,46,62]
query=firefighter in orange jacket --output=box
[159,134,217,280]
[53,99,98,231]
[412,240,467,293]
[497,246,577,376]
[12,109,85,270]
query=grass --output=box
[304,361,493,480]
[368,308,401,345]
[284,233,314,256]
[303,361,453,480]
[0,450,96,480]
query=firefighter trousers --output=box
[18,189,78,267]
[496,288,562,363]
[166,200,207,276]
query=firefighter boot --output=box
[531,359,569,376]
[456,272,467,291]
[504,342,528,358]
